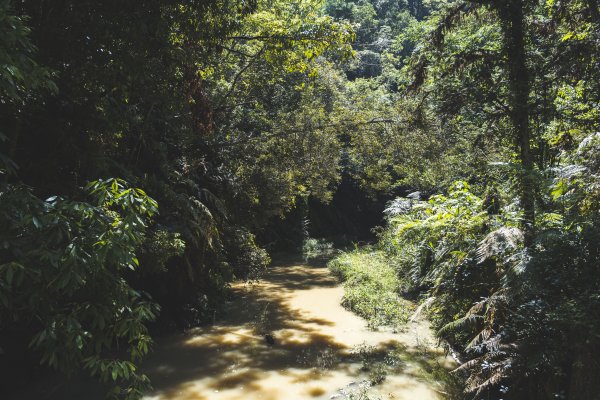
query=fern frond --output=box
[472,370,506,396]
[200,188,228,220]
[453,357,480,373]
[477,227,523,263]
[409,296,436,322]
[438,313,483,336]
[384,198,414,217]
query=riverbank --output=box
[140,258,453,399]
[7,258,454,400]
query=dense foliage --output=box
[329,0,600,399]
[0,0,354,396]
[1,179,159,398]
[2,0,599,398]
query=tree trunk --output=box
[587,0,600,25]
[497,0,535,243]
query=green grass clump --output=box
[302,237,341,262]
[328,250,412,329]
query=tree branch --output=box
[212,118,397,148]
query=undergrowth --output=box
[328,250,412,330]
[302,237,341,262]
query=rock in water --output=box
[264,333,275,345]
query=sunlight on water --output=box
[140,262,451,400]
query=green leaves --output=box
[0,262,25,287]
[86,178,159,220]
[238,0,354,75]
[0,1,56,103]
[0,180,158,397]
[328,250,412,329]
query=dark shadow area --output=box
[260,175,400,253]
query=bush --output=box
[225,227,270,281]
[328,250,412,329]
[0,179,159,399]
[302,237,340,261]
[339,177,600,399]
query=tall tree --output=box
[473,0,535,239]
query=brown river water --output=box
[10,259,453,399]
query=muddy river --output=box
[11,260,453,399]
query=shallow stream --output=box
[10,260,452,400]
[141,260,451,400]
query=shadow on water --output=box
[143,262,354,399]
[7,259,452,400]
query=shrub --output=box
[0,179,159,399]
[328,250,412,329]
[303,237,340,262]
[347,177,600,399]
[225,227,270,281]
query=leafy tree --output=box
[1,179,159,398]
[1,0,355,395]
[336,0,600,398]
